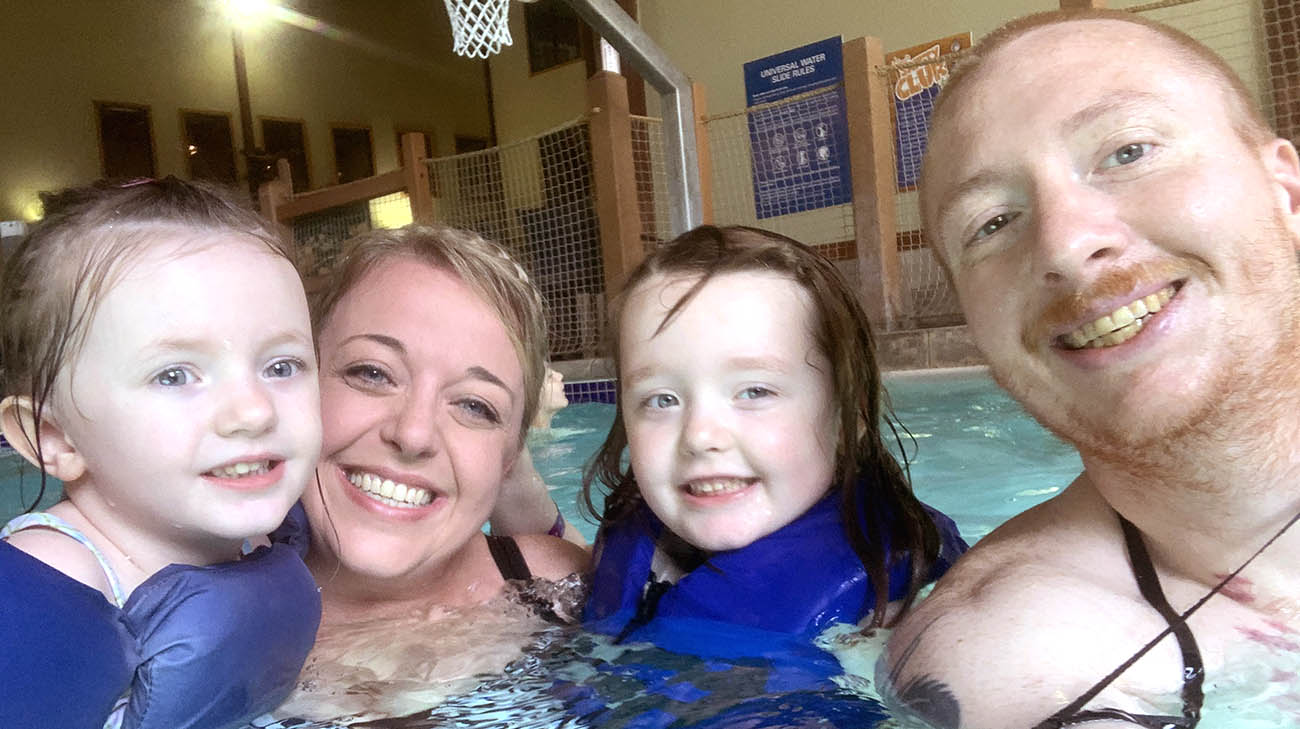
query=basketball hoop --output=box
[444,0,514,59]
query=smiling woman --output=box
[270,224,589,724]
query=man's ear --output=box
[0,396,86,482]
[1262,138,1300,248]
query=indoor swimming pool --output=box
[6,367,1285,727]
[531,365,1080,546]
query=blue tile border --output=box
[564,379,617,404]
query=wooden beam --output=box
[843,36,903,331]
[273,169,405,221]
[588,70,644,297]
[692,82,714,225]
[400,132,434,223]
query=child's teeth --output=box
[686,478,751,495]
[209,460,270,478]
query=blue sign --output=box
[887,33,971,190]
[743,37,851,220]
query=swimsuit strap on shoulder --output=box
[1,512,128,607]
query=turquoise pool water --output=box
[0,366,1079,541]
[3,367,1090,729]
[531,366,1081,546]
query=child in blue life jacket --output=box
[0,178,323,729]
[581,225,968,656]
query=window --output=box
[181,111,237,184]
[525,0,583,74]
[454,135,490,155]
[331,125,374,184]
[96,101,156,179]
[262,118,310,193]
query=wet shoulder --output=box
[882,482,1181,728]
[514,533,591,581]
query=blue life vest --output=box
[0,503,321,729]
[584,491,966,660]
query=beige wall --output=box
[488,7,590,144]
[639,0,1055,116]
[0,0,493,222]
[487,0,1058,143]
[487,0,1269,135]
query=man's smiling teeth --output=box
[206,460,270,478]
[348,471,433,507]
[685,478,753,496]
[1061,286,1175,350]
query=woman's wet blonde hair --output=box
[311,224,549,441]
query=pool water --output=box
[530,366,1081,546]
[0,368,1122,729]
[1,368,1076,729]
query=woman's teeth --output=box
[1061,286,1175,350]
[348,471,433,507]
[686,478,752,496]
[206,460,270,478]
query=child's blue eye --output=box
[154,367,193,387]
[264,358,303,379]
[738,386,774,400]
[644,393,679,410]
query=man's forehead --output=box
[957,19,1188,108]
[921,19,1206,217]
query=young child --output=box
[0,178,323,729]
[582,225,968,656]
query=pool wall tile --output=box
[928,326,985,368]
[564,379,618,404]
[878,330,929,370]
[879,325,985,370]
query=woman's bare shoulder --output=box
[514,533,591,580]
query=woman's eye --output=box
[264,358,304,379]
[1102,142,1150,168]
[643,393,679,410]
[456,398,501,424]
[344,363,393,386]
[973,212,1016,241]
[738,386,774,400]
[154,367,194,387]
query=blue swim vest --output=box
[584,491,966,659]
[0,503,321,729]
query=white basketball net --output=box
[444,0,513,59]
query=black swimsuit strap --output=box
[1033,513,1203,729]
[1034,504,1300,729]
[485,534,532,581]
[1118,515,1204,723]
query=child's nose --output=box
[215,377,276,437]
[679,403,730,455]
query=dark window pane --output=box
[332,127,374,184]
[97,102,155,179]
[525,0,583,74]
[182,112,237,184]
[262,119,310,193]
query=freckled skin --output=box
[884,16,1300,728]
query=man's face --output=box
[923,20,1300,453]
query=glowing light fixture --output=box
[222,0,275,29]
